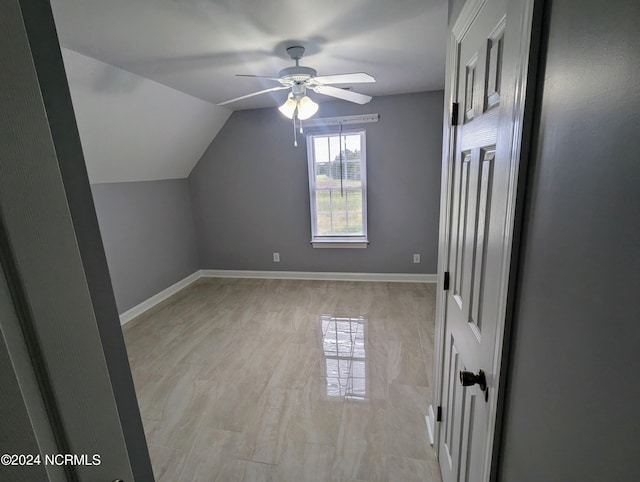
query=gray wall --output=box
[448,0,466,25]
[92,179,199,313]
[498,0,640,480]
[189,91,444,273]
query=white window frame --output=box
[306,129,369,248]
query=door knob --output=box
[459,369,487,392]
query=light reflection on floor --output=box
[321,315,367,400]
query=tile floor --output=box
[123,278,442,481]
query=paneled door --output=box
[436,0,537,480]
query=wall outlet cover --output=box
[273,252,280,262]
[413,254,421,263]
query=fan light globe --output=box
[278,94,297,119]
[297,96,319,120]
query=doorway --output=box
[429,0,539,480]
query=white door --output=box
[436,0,536,480]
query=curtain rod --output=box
[302,113,379,127]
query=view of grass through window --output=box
[311,132,366,237]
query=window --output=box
[306,129,368,248]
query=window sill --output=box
[311,239,369,249]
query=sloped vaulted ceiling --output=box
[51,0,448,183]
[61,49,231,183]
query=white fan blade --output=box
[313,85,372,105]
[218,86,289,106]
[236,74,287,84]
[312,72,375,84]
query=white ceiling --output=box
[51,0,448,110]
[61,48,230,183]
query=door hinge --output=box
[436,406,442,422]
[443,271,450,291]
[451,102,459,126]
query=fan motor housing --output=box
[279,66,317,83]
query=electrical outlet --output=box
[413,254,421,264]
[273,252,280,262]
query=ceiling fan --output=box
[218,45,376,120]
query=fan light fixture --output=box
[297,95,319,120]
[278,93,318,120]
[278,94,297,118]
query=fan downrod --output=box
[279,45,316,81]
[286,46,305,63]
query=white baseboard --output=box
[119,269,437,325]
[427,404,436,446]
[200,269,437,283]
[119,271,200,325]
